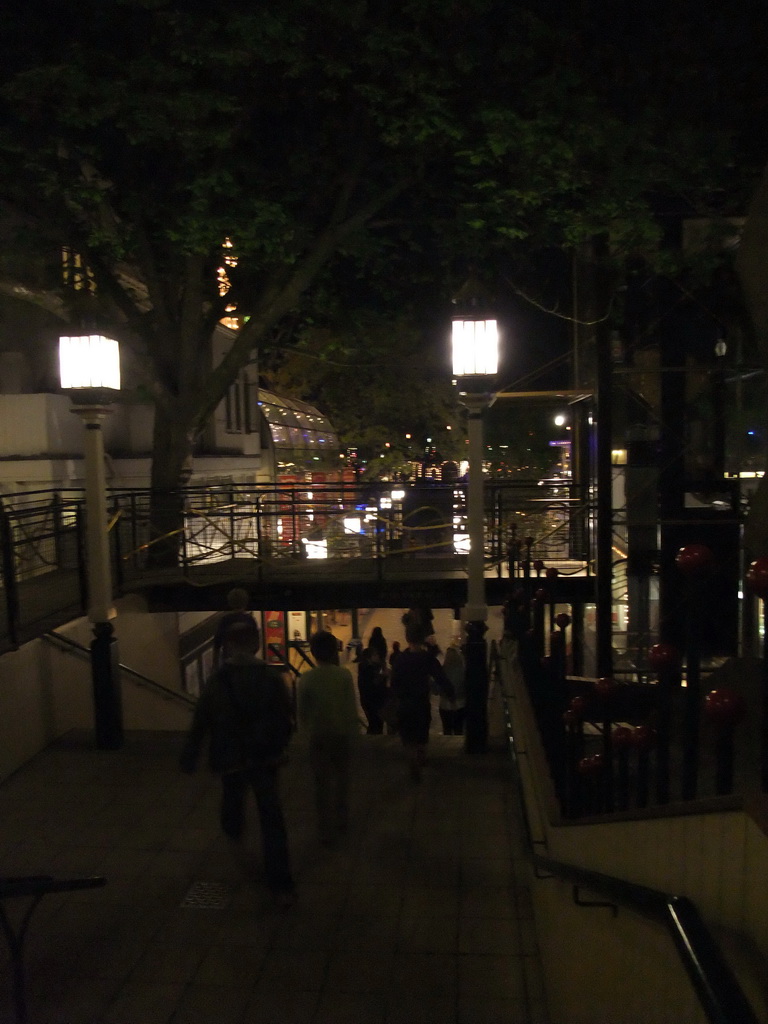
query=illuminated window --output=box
[62,247,95,293]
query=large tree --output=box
[0,0,746,561]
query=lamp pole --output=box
[452,288,499,755]
[60,335,123,750]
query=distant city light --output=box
[303,538,328,559]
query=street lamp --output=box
[59,334,123,749]
[452,289,499,754]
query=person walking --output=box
[356,645,387,734]
[439,645,467,735]
[297,630,359,847]
[390,622,454,781]
[388,640,402,670]
[368,625,388,664]
[179,621,296,908]
[212,587,259,666]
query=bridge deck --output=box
[124,558,595,613]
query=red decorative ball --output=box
[648,643,681,672]
[555,612,571,629]
[631,724,657,751]
[675,544,713,574]
[546,566,560,580]
[612,725,634,750]
[533,559,545,572]
[534,588,549,603]
[746,557,768,599]
[703,688,746,727]
[569,695,586,717]
[594,676,616,699]
[577,754,603,776]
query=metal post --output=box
[595,318,614,677]
[73,406,123,750]
[463,400,489,754]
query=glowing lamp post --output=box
[452,296,499,754]
[59,335,123,749]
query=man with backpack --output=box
[179,620,296,908]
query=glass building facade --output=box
[256,389,338,470]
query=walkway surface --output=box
[0,693,549,1024]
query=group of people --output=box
[356,614,467,742]
[179,592,468,908]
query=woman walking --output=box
[368,625,388,664]
[390,622,454,781]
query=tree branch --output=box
[0,280,68,319]
[192,175,414,429]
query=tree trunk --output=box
[146,401,195,568]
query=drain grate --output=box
[180,880,233,909]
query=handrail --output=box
[0,874,106,1024]
[530,855,759,1024]
[43,631,195,709]
[289,639,315,671]
[496,643,758,1024]
[268,642,300,679]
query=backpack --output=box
[215,663,292,769]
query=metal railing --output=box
[43,631,196,709]
[0,481,594,650]
[109,479,593,576]
[0,874,107,1024]
[493,643,759,1024]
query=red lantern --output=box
[648,643,681,672]
[569,695,586,717]
[546,566,560,580]
[675,544,713,574]
[533,559,545,573]
[746,557,768,599]
[631,724,657,751]
[703,688,746,727]
[577,753,603,775]
[594,676,616,700]
[534,588,548,603]
[555,612,571,629]
[612,725,634,750]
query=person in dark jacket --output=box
[388,641,402,669]
[368,625,388,664]
[212,587,260,666]
[357,646,387,734]
[180,621,296,907]
[391,622,454,781]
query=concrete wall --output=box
[0,596,194,783]
[500,638,768,1024]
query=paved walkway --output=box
[0,685,549,1024]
